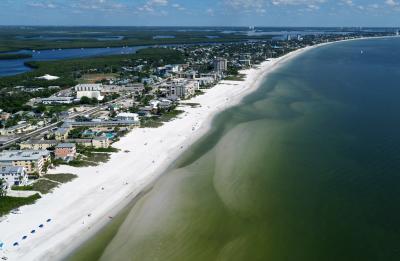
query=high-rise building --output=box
[213,58,228,72]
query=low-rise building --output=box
[40,96,75,105]
[0,150,51,176]
[158,99,174,109]
[75,84,104,101]
[0,165,28,190]
[63,119,139,131]
[55,127,70,141]
[20,140,58,150]
[92,137,110,148]
[55,143,76,160]
[0,123,31,136]
[116,113,140,122]
[65,137,110,148]
[122,83,145,94]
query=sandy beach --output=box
[0,44,320,261]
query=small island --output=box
[0,53,32,60]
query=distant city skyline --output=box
[0,0,399,27]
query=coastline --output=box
[0,39,366,261]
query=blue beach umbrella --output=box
[31,230,35,234]
[0,241,4,250]
[22,236,27,240]
[46,219,51,222]
[39,224,44,228]
[13,242,19,247]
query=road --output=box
[0,95,129,150]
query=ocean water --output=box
[69,37,400,261]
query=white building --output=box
[195,77,215,87]
[167,79,199,99]
[75,84,104,101]
[116,113,140,122]
[40,96,75,105]
[0,165,28,190]
[213,58,228,72]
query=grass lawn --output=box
[0,194,41,217]
[13,180,60,194]
[78,73,118,84]
[224,74,246,81]
[140,110,184,128]
[180,102,201,108]
[43,173,77,183]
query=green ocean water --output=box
[69,37,400,261]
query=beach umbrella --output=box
[31,230,35,234]
[46,219,51,222]
[39,224,44,228]
[13,242,18,247]
[0,241,4,250]
[22,236,27,240]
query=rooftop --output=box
[0,165,25,175]
[22,140,58,145]
[0,150,50,162]
[56,143,76,149]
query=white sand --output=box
[0,44,326,261]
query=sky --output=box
[0,0,399,27]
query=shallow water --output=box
[69,37,400,261]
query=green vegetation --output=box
[83,152,111,163]
[140,109,184,128]
[0,179,5,197]
[0,26,270,53]
[66,159,98,167]
[43,173,77,183]
[53,149,112,168]
[0,194,41,217]
[78,73,118,84]
[12,179,59,194]
[80,97,99,105]
[79,146,119,153]
[0,88,60,113]
[11,174,76,195]
[180,102,201,108]
[224,74,246,81]
[0,53,32,60]
[68,127,89,139]
[11,185,34,191]
[0,47,185,112]
[194,90,205,97]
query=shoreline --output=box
[0,37,379,261]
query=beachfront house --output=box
[54,143,76,161]
[0,150,51,176]
[0,165,28,190]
